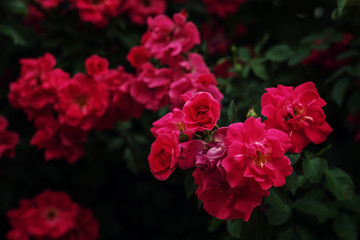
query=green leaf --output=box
[255,34,269,54]
[286,153,301,166]
[302,157,328,183]
[348,64,360,77]
[227,100,238,124]
[184,171,197,200]
[336,195,360,213]
[296,226,314,240]
[241,65,251,78]
[207,218,223,233]
[237,47,251,62]
[325,168,355,201]
[265,187,293,212]
[0,23,27,45]
[286,173,299,195]
[315,144,332,156]
[0,0,28,15]
[277,228,298,240]
[265,44,293,62]
[325,66,349,85]
[331,77,350,106]
[266,207,291,226]
[336,50,359,60]
[337,0,348,14]
[242,209,271,240]
[287,48,310,66]
[348,89,360,114]
[227,219,243,238]
[301,34,322,44]
[252,63,268,80]
[294,198,331,219]
[332,213,358,240]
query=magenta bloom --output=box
[182,92,221,132]
[70,0,122,27]
[6,190,98,240]
[123,0,166,25]
[223,117,292,191]
[85,54,109,77]
[0,116,19,159]
[130,63,171,111]
[143,12,200,65]
[202,0,246,18]
[261,82,333,153]
[148,132,181,181]
[31,115,87,164]
[193,167,268,221]
[56,73,109,130]
[8,53,70,120]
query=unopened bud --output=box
[179,132,189,143]
[246,106,257,118]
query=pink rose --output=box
[223,117,292,191]
[85,55,109,77]
[148,133,181,180]
[126,46,150,68]
[193,168,268,221]
[261,82,333,153]
[182,92,221,132]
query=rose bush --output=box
[0,0,359,239]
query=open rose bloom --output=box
[6,190,98,240]
[261,82,333,153]
[148,81,332,221]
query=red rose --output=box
[130,63,171,111]
[6,190,98,240]
[56,73,109,130]
[150,108,187,138]
[8,53,70,120]
[182,92,221,132]
[0,116,19,159]
[31,115,87,164]
[193,168,268,221]
[126,46,150,68]
[261,82,333,153]
[35,0,64,9]
[143,12,200,65]
[202,0,246,18]
[148,132,181,180]
[223,117,292,191]
[70,0,122,27]
[85,54,109,77]
[122,0,166,25]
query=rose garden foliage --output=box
[0,0,360,239]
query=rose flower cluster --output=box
[8,53,143,163]
[0,116,19,159]
[302,33,354,70]
[26,0,247,28]
[148,82,332,221]
[10,11,223,164]
[127,11,223,110]
[6,190,98,240]
[26,0,169,27]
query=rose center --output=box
[159,149,171,167]
[195,107,208,120]
[176,122,186,132]
[46,209,57,220]
[142,0,151,6]
[253,151,269,167]
[293,105,304,117]
[75,96,88,107]
[92,0,103,5]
